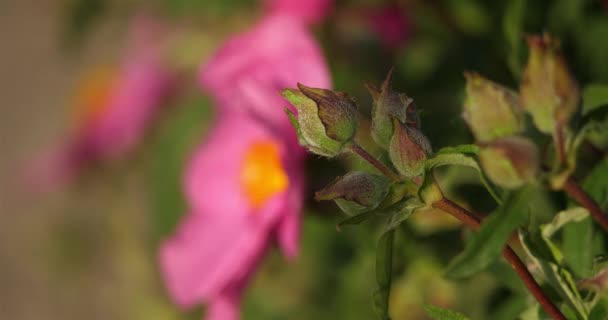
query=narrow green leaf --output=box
[542,207,593,279]
[374,230,395,320]
[562,159,608,278]
[564,216,594,278]
[520,231,589,319]
[444,185,534,279]
[583,84,608,116]
[424,151,502,204]
[435,144,480,155]
[424,305,471,320]
[542,207,589,238]
[568,119,608,170]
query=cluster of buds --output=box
[283,70,431,215]
[367,70,431,178]
[463,72,539,188]
[462,33,580,189]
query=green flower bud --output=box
[479,136,539,189]
[282,84,359,157]
[389,119,432,178]
[315,171,390,215]
[367,68,420,149]
[520,34,580,134]
[463,72,522,142]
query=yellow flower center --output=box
[240,141,289,209]
[70,66,119,129]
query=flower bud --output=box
[367,68,420,148]
[283,84,359,157]
[520,34,580,134]
[479,136,539,189]
[389,119,432,178]
[315,171,391,215]
[463,72,522,142]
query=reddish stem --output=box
[350,143,401,182]
[432,198,567,320]
[554,123,567,165]
[553,124,608,230]
[564,177,608,231]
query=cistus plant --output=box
[283,34,608,320]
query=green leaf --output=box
[563,160,608,278]
[590,297,608,320]
[444,185,535,279]
[520,231,589,319]
[542,207,589,238]
[384,198,422,231]
[502,0,526,80]
[424,305,471,320]
[541,207,593,278]
[337,210,377,228]
[564,216,594,278]
[424,150,502,204]
[582,158,608,206]
[374,230,395,320]
[582,84,608,116]
[435,144,480,155]
[567,119,608,172]
[337,197,418,229]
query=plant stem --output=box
[564,177,608,231]
[553,124,608,231]
[432,198,567,320]
[350,143,401,182]
[554,123,567,165]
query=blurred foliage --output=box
[36,0,608,319]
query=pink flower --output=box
[200,13,331,139]
[263,0,333,25]
[26,15,175,191]
[367,5,411,49]
[160,11,331,320]
[159,114,305,319]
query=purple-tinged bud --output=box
[315,171,390,215]
[388,119,432,178]
[479,136,539,189]
[367,68,420,149]
[282,84,359,157]
[463,72,522,142]
[520,34,580,134]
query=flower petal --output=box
[159,195,287,308]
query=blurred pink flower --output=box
[161,11,331,320]
[200,13,331,138]
[367,5,411,49]
[26,15,175,191]
[160,114,305,319]
[263,0,333,24]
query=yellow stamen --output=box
[70,65,119,129]
[240,141,289,209]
